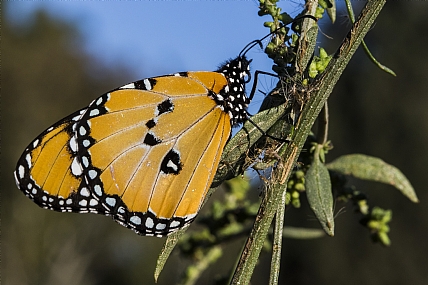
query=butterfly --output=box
[14,44,261,237]
[14,17,315,237]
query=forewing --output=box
[74,72,231,236]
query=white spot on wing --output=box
[71,157,82,176]
[105,197,116,207]
[69,136,78,152]
[145,217,154,229]
[156,223,166,230]
[167,160,178,171]
[120,83,135,89]
[89,109,100,117]
[13,171,20,187]
[83,139,91,148]
[88,170,97,179]
[143,79,152,90]
[184,213,197,222]
[130,216,142,225]
[94,185,102,196]
[32,139,40,148]
[25,154,32,168]
[82,156,89,168]
[79,126,87,136]
[80,187,90,197]
[18,165,25,179]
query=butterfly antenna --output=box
[239,40,264,58]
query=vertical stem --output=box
[316,102,329,145]
[269,187,287,285]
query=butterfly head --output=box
[215,55,252,126]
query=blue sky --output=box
[6,1,309,113]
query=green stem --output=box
[268,187,287,285]
[317,102,329,145]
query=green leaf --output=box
[283,226,326,239]
[154,227,189,282]
[326,154,419,203]
[305,145,335,236]
[344,0,396,76]
[318,0,333,9]
[326,0,336,23]
[278,12,292,24]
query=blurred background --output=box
[2,1,427,285]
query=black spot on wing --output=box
[160,150,182,175]
[145,119,156,129]
[143,133,162,146]
[157,99,174,115]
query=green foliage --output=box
[161,1,418,284]
[327,154,418,202]
[308,47,332,78]
[326,153,417,246]
[363,207,393,246]
[286,169,306,208]
[305,144,334,236]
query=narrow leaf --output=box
[326,154,418,203]
[155,227,188,282]
[283,226,325,239]
[305,146,335,236]
[344,0,396,76]
[326,0,336,23]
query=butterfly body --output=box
[15,56,251,236]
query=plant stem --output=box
[230,0,387,284]
[268,188,287,285]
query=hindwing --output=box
[14,108,106,214]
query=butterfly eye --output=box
[245,71,251,84]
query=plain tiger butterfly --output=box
[14,17,314,237]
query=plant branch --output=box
[317,102,329,145]
[230,0,387,284]
[269,188,287,285]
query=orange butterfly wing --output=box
[15,56,251,236]
[75,72,231,235]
